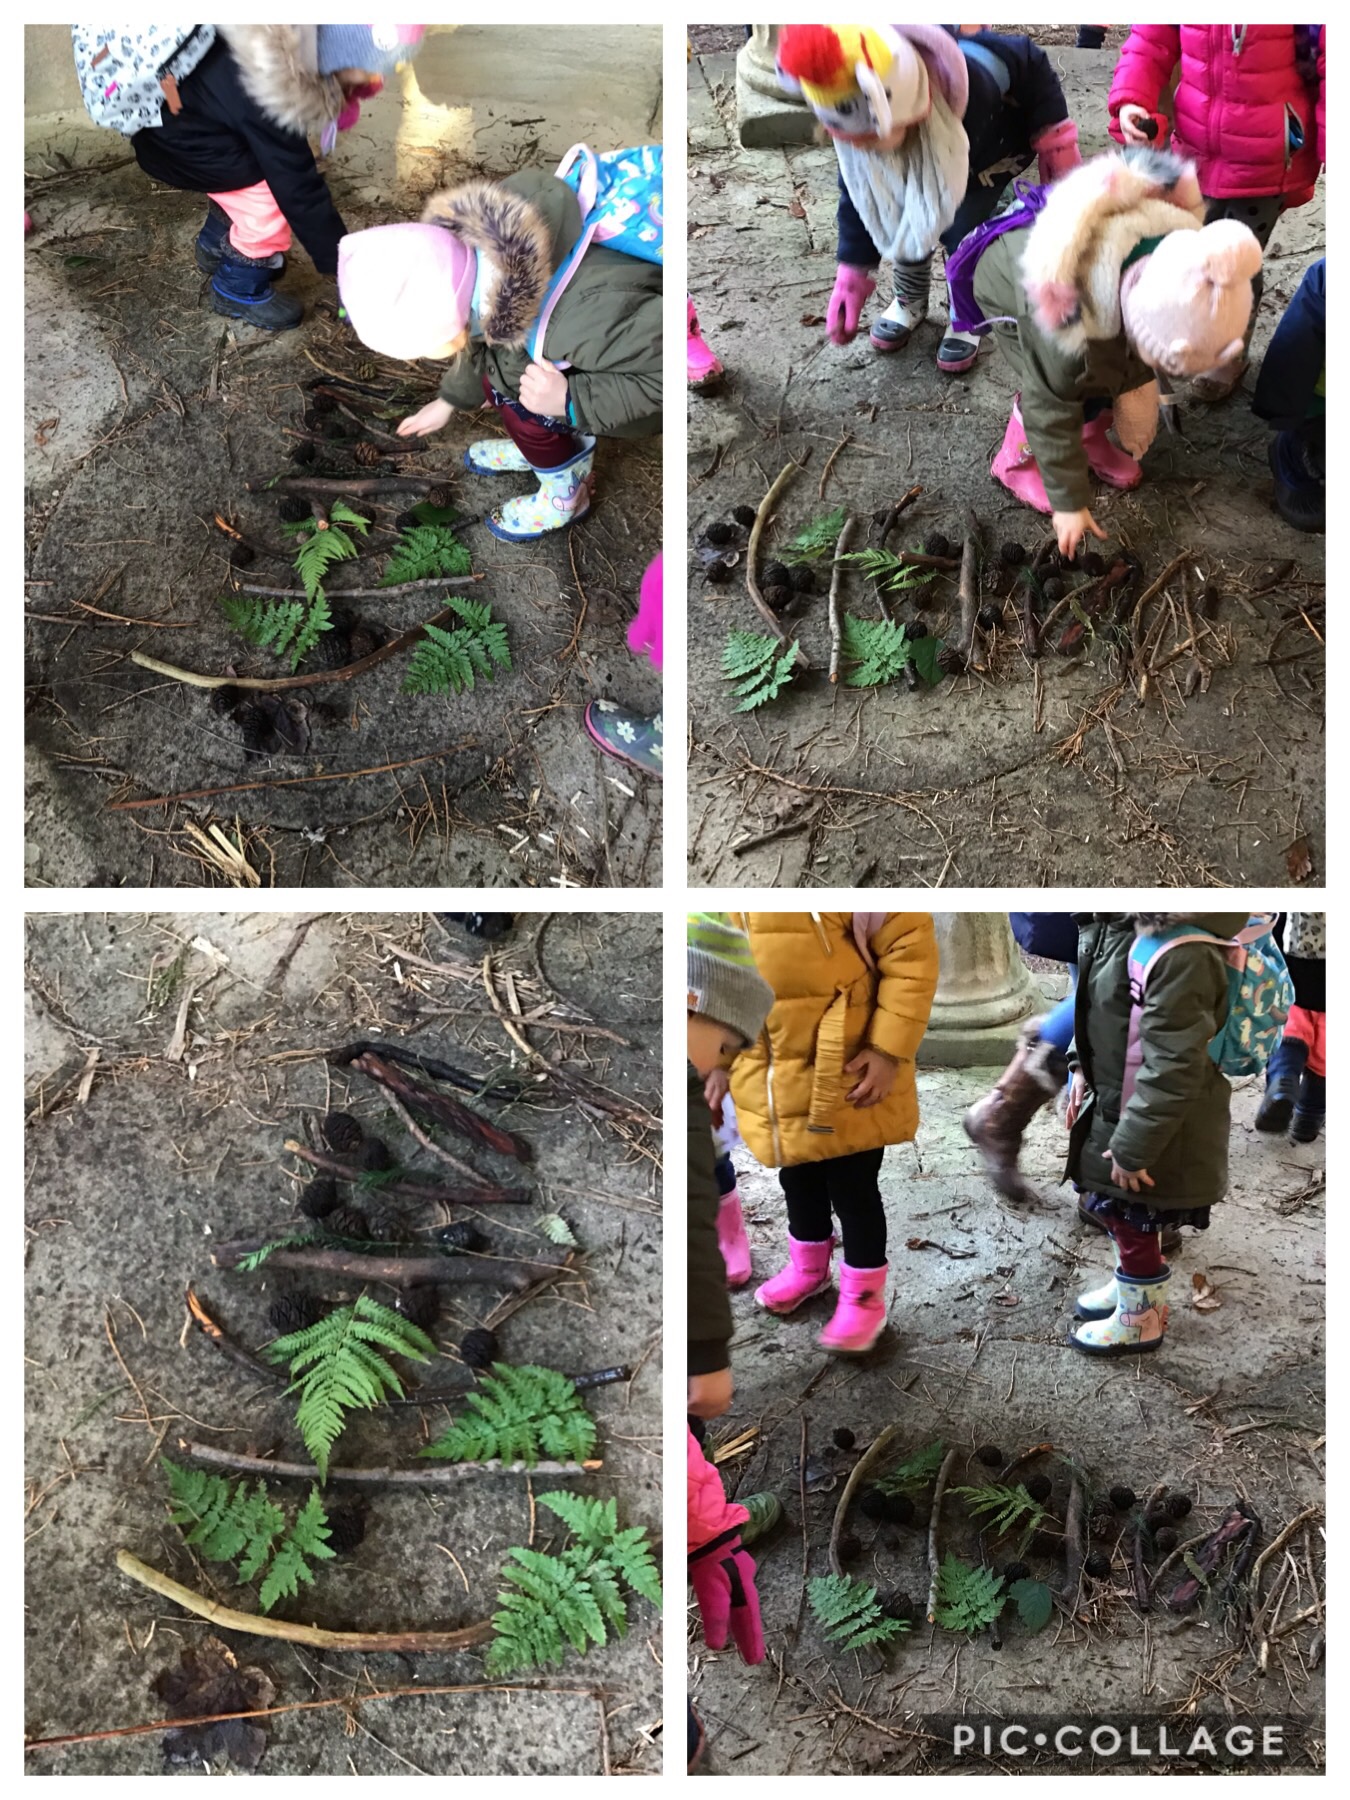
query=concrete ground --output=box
[25,27,662,889]
[689,1021,1325,1774]
[687,35,1324,886]
[25,911,662,1775]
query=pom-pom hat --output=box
[777,24,928,143]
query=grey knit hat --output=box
[687,913,774,1048]
[316,25,426,77]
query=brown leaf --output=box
[992,1294,1020,1308]
[799,312,826,327]
[788,197,806,219]
[153,1637,276,1772]
[1286,836,1313,883]
[34,417,60,447]
[1190,1271,1223,1312]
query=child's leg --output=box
[755,1163,836,1314]
[480,377,581,470]
[1290,1007,1326,1141]
[208,181,293,259]
[204,182,300,331]
[869,255,932,353]
[777,1162,833,1244]
[477,378,596,543]
[1108,1217,1166,1279]
[822,1148,887,1268]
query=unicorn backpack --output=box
[1126,915,1293,1084]
[71,25,217,135]
[529,144,662,358]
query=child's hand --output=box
[688,1368,733,1419]
[1117,104,1155,146]
[845,1047,897,1108]
[519,357,570,417]
[704,1067,730,1119]
[1109,1157,1155,1193]
[1066,1071,1087,1128]
[1053,508,1107,560]
[398,398,453,437]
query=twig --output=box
[1250,1505,1322,1589]
[1060,1478,1085,1607]
[818,432,852,499]
[829,1425,902,1577]
[332,1039,522,1103]
[956,532,981,673]
[828,514,862,684]
[211,1234,565,1288]
[925,1447,959,1622]
[177,1441,600,1485]
[66,599,193,629]
[746,461,809,663]
[128,605,465,694]
[245,475,455,497]
[386,1366,630,1408]
[346,1049,530,1162]
[795,1413,810,1634]
[731,810,819,857]
[234,575,483,600]
[115,1549,493,1651]
[106,745,476,813]
[185,1285,280,1383]
[283,1138,528,1204]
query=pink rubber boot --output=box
[817,1261,888,1355]
[754,1234,834,1315]
[687,296,724,390]
[717,1187,753,1289]
[990,400,1052,514]
[1081,412,1142,489]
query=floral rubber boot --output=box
[485,436,596,542]
[464,437,531,474]
[1067,1267,1170,1356]
[583,700,663,778]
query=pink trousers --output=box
[208,180,291,258]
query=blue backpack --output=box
[1126,914,1293,1083]
[529,144,662,359]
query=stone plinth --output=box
[920,913,1042,1067]
[736,26,816,148]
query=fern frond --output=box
[381,523,472,586]
[218,594,332,674]
[162,1461,335,1615]
[328,500,372,535]
[258,1486,336,1613]
[420,1364,597,1467]
[779,506,847,565]
[933,1554,1006,1634]
[294,519,362,606]
[951,1482,1046,1539]
[538,1492,663,1609]
[873,1440,946,1498]
[268,1296,436,1481]
[808,1573,908,1651]
[838,547,941,596]
[402,599,510,698]
[235,1231,311,1272]
[720,630,799,711]
[533,1213,577,1248]
[839,614,914,687]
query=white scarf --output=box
[835,91,969,265]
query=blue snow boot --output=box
[195,202,285,276]
[211,246,302,331]
[1254,1034,1308,1134]
[1289,1070,1325,1144]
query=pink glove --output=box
[688,1532,765,1664]
[826,263,876,346]
[1031,117,1082,186]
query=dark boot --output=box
[196,202,285,276]
[963,1022,1066,1205]
[1255,1034,1308,1133]
[1289,1070,1325,1143]
[211,246,302,331]
[1268,430,1325,533]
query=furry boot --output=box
[963,1021,1066,1205]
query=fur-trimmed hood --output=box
[1020,148,1205,354]
[218,25,347,138]
[421,180,564,348]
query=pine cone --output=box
[360,1137,394,1173]
[322,1111,364,1155]
[703,520,735,545]
[435,1221,485,1254]
[228,542,255,568]
[352,441,383,467]
[311,392,338,417]
[299,1176,340,1220]
[936,645,966,677]
[324,1504,367,1555]
[460,1327,499,1370]
[325,1205,370,1241]
[288,441,318,466]
[977,603,1001,632]
[426,485,452,510]
[365,1205,410,1243]
[923,531,952,559]
[731,504,757,528]
[267,1291,325,1335]
[396,1285,439,1330]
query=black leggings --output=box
[779,1148,887,1268]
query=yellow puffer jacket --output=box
[728,913,939,1168]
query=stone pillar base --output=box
[920,912,1043,1068]
[735,26,816,148]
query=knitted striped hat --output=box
[687,914,774,1048]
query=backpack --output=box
[529,144,662,360]
[1126,915,1293,1083]
[71,25,217,136]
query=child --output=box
[1108,25,1326,400]
[686,915,776,1760]
[776,24,1081,371]
[1253,260,1325,533]
[337,167,662,544]
[74,26,424,331]
[728,913,939,1355]
[584,552,663,777]
[957,148,1263,556]
[1064,909,1250,1356]
[1259,913,1326,1142]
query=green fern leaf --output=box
[420,1364,597,1467]
[218,594,332,672]
[162,1461,336,1616]
[268,1296,435,1482]
[838,546,941,596]
[258,1487,336,1613]
[381,523,473,586]
[874,1440,946,1498]
[779,506,847,565]
[720,630,799,711]
[933,1554,1006,1634]
[951,1482,1046,1539]
[328,500,372,536]
[839,614,914,688]
[533,1213,577,1248]
[235,1231,311,1272]
[288,589,332,672]
[808,1573,908,1652]
[402,598,511,698]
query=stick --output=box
[233,575,483,601]
[347,1050,531,1162]
[829,1424,902,1577]
[956,532,981,673]
[1060,1478,1086,1607]
[185,1284,281,1383]
[333,1039,523,1103]
[746,460,809,664]
[1018,570,1040,658]
[245,475,455,497]
[827,514,861,684]
[115,1549,493,1651]
[1250,1505,1322,1589]
[106,745,476,813]
[128,605,464,694]
[386,1366,631,1408]
[283,1138,528,1205]
[995,1443,1055,1485]
[925,1447,959,1622]
[818,432,852,499]
[177,1441,600,1485]
[211,1234,562,1289]
[1053,558,1132,655]
[795,1413,810,1634]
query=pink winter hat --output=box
[337,222,476,360]
[1120,219,1263,379]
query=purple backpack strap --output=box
[945,180,1050,335]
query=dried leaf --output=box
[1286,836,1313,883]
[153,1637,275,1772]
[799,313,826,326]
[788,197,806,219]
[1190,1271,1223,1312]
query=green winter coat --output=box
[972,224,1156,513]
[426,170,661,440]
[1065,911,1249,1211]
[688,1063,733,1378]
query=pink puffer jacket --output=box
[1107,25,1325,207]
[688,1427,747,1554]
